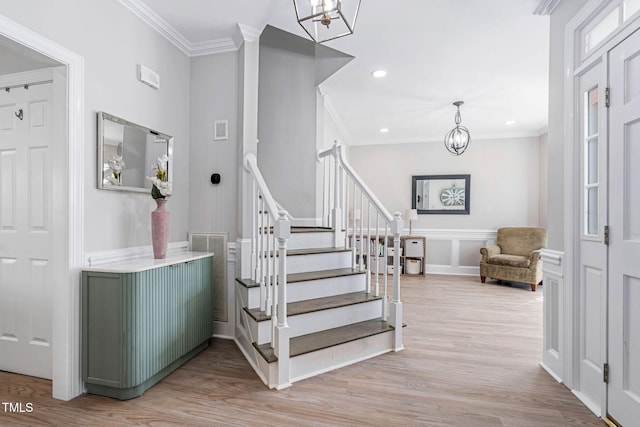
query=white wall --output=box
[189,52,239,240]
[348,137,542,230]
[538,132,549,229]
[0,0,191,252]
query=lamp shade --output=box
[293,0,361,43]
[405,209,418,221]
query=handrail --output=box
[244,153,280,221]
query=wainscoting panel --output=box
[412,229,496,276]
[541,249,564,383]
[427,240,452,266]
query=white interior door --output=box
[607,27,640,426]
[0,80,54,379]
[575,60,608,416]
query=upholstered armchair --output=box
[480,227,547,291]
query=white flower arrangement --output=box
[107,155,125,185]
[146,154,172,199]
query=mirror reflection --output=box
[97,112,173,193]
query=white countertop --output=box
[83,251,214,273]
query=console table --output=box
[82,252,213,400]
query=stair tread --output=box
[235,267,364,289]
[244,290,381,322]
[253,319,394,363]
[288,268,364,283]
[291,226,333,233]
[288,247,350,256]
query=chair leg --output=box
[530,283,537,292]
[481,276,486,284]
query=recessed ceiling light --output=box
[371,69,387,78]
[380,128,389,133]
[505,120,516,125]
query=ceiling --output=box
[1,0,551,146]
[137,0,550,146]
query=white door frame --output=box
[0,14,84,400]
[563,0,640,415]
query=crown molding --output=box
[117,0,191,55]
[118,0,260,57]
[232,24,262,48]
[533,0,562,15]
[190,38,238,57]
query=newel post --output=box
[390,211,404,351]
[274,209,291,389]
[331,141,344,246]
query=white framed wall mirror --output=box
[97,112,173,193]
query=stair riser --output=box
[288,232,335,250]
[288,300,383,338]
[244,273,367,307]
[287,251,352,274]
[238,284,262,310]
[288,274,366,302]
[290,331,394,384]
[248,299,383,344]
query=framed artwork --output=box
[411,174,470,214]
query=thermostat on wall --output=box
[137,64,160,89]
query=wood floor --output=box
[0,275,605,426]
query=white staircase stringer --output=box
[235,282,274,387]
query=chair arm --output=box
[528,250,542,269]
[480,245,501,262]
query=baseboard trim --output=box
[539,362,563,383]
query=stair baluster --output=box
[244,153,292,388]
[317,141,403,349]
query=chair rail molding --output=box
[541,249,564,268]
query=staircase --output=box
[236,142,403,389]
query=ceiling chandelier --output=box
[293,0,361,43]
[444,101,471,156]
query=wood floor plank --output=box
[0,275,605,426]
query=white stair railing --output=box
[317,141,404,350]
[244,153,291,388]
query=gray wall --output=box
[257,27,319,218]
[189,52,239,240]
[0,0,191,252]
[546,0,589,250]
[348,137,542,230]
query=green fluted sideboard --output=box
[82,252,214,400]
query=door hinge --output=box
[605,87,610,108]
[604,363,609,383]
[604,225,610,245]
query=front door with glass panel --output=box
[575,61,608,417]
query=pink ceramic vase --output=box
[151,198,170,259]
